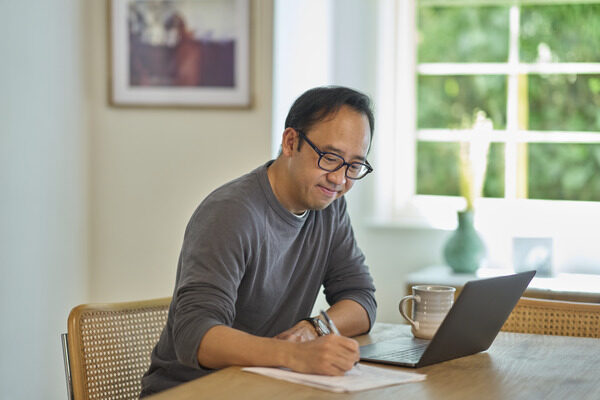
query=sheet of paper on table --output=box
[242,363,426,393]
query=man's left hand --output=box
[274,320,318,342]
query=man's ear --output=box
[280,127,298,156]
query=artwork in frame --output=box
[110,0,250,107]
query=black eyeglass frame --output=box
[296,130,374,180]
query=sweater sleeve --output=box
[171,198,255,369]
[323,198,377,330]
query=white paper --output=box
[242,363,426,393]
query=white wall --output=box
[86,0,274,302]
[0,1,88,399]
[271,0,334,156]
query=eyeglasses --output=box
[296,130,373,180]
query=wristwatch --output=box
[303,317,331,336]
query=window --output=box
[372,0,600,273]
[416,0,600,202]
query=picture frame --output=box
[109,0,250,107]
[513,237,554,277]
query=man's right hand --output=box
[286,334,360,376]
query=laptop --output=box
[360,270,536,368]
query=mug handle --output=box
[399,295,420,330]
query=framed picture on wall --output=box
[109,0,250,107]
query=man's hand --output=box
[274,320,317,342]
[196,300,368,372]
[286,334,360,376]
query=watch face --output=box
[315,318,331,336]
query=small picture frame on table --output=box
[513,237,554,277]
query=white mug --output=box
[399,285,456,339]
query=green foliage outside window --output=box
[520,4,600,63]
[529,144,600,201]
[418,6,509,62]
[482,143,504,198]
[417,142,461,196]
[418,75,507,130]
[529,74,600,132]
[416,3,600,202]
[417,142,504,199]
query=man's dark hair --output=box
[284,86,375,151]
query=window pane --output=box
[483,143,504,199]
[418,6,509,62]
[528,74,600,131]
[417,141,460,196]
[528,143,600,201]
[416,141,504,198]
[521,4,600,63]
[418,75,507,129]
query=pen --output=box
[320,310,341,336]
[321,309,360,366]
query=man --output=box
[140,86,377,397]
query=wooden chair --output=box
[502,297,600,338]
[61,297,171,400]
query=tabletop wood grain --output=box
[147,323,600,400]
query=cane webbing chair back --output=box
[502,297,600,338]
[65,297,170,400]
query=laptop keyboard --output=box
[369,344,428,362]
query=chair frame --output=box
[62,332,74,400]
[62,297,171,400]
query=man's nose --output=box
[327,166,347,186]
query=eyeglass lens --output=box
[318,154,368,179]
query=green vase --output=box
[443,210,486,273]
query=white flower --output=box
[459,111,492,210]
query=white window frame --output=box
[373,0,600,273]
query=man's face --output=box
[287,105,371,212]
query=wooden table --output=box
[147,323,600,400]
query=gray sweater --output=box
[140,161,376,396]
